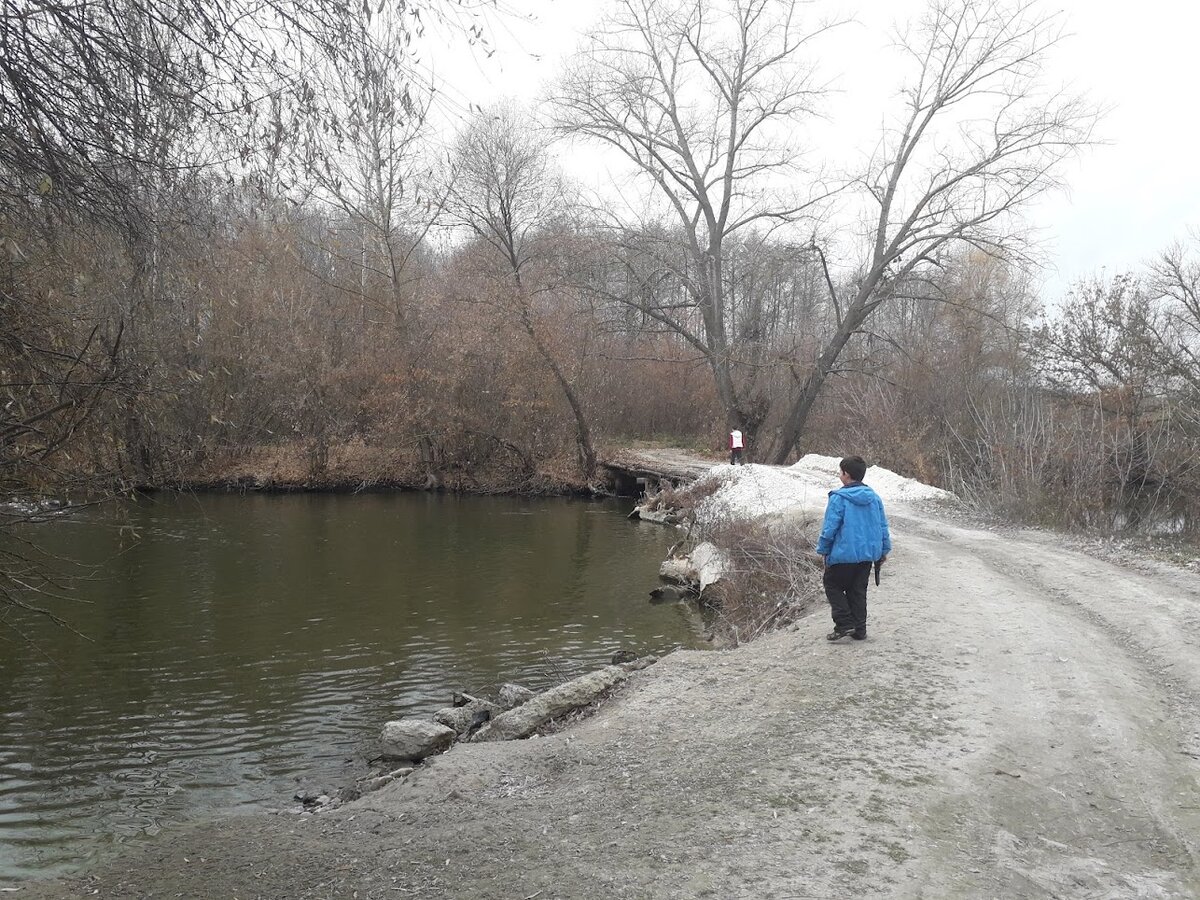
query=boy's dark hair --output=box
[840,455,867,482]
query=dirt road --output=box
[18,505,1200,898]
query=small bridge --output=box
[602,449,718,497]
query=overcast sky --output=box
[426,0,1199,301]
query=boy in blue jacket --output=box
[815,455,891,641]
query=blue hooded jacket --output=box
[815,482,892,565]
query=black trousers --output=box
[824,561,871,632]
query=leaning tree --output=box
[768,0,1098,462]
[442,103,600,482]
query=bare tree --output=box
[1034,271,1194,528]
[443,103,599,483]
[551,0,840,445]
[769,0,1097,461]
[299,9,442,332]
[1147,234,1200,395]
[1035,271,1176,463]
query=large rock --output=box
[619,654,659,672]
[434,699,499,735]
[649,584,691,603]
[658,541,729,594]
[690,541,729,593]
[379,718,456,761]
[497,683,537,709]
[659,556,693,584]
[472,666,628,742]
[632,505,676,524]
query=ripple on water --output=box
[0,493,695,880]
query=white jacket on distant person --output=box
[729,430,745,464]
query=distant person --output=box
[816,455,891,642]
[729,429,745,465]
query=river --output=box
[0,492,703,881]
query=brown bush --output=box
[697,518,822,647]
[643,475,722,514]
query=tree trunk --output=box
[769,298,870,464]
[524,320,597,483]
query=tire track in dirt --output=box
[888,509,1200,898]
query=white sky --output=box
[424,0,1200,302]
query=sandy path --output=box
[17,506,1200,899]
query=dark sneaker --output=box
[851,629,867,641]
[826,627,855,641]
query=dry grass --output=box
[642,475,723,515]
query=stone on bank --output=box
[379,718,456,761]
[498,682,537,709]
[434,698,500,735]
[659,540,729,595]
[472,666,629,742]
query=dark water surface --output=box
[0,493,702,880]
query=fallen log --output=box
[470,666,628,742]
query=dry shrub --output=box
[699,517,822,646]
[644,474,723,514]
